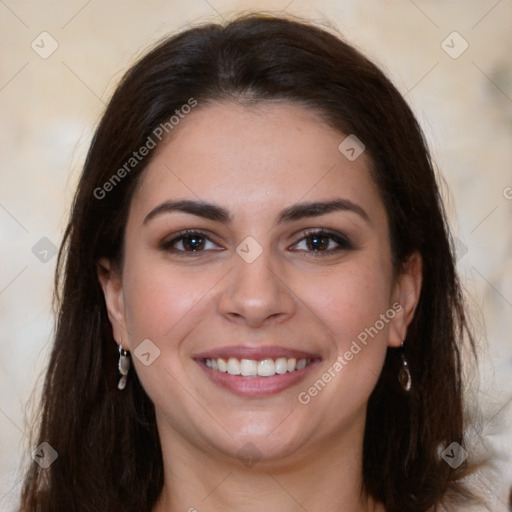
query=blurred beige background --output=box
[1,0,511,510]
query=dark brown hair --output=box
[20,13,480,512]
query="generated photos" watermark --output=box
[298,302,403,405]
[94,97,198,200]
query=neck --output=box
[152,412,384,512]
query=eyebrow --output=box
[143,198,370,225]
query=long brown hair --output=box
[20,13,480,512]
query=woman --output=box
[20,13,488,512]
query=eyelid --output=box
[289,228,353,254]
[160,228,353,256]
[295,227,350,241]
[160,229,224,254]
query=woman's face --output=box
[100,101,421,466]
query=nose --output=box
[217,247,296,328]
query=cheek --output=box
[291,260,394,424]
[122,259,220,344]
[120,258,213,406]
[301,261,393,400]
[301,260,393,347]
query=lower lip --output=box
[196,359,320,397]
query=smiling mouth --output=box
[204,357,313,377]
[195,346,320,396]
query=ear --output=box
[97,258,128,349]
[387,251,423,348]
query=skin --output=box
[98,101,422,512]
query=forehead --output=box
[129,101,386,226]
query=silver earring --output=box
[117,343,131,390]
[398,341,412,392]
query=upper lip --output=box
[193,345,321,361]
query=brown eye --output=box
[160,230,222,255]
[179,234,206,251]
[291,229,353,255]
[306,233,330,251]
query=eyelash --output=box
[291,229,353,255]
[160,229,353,257]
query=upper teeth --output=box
[205,357,311,377]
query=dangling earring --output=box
[398,341,412,392]
[117,343,131,390]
